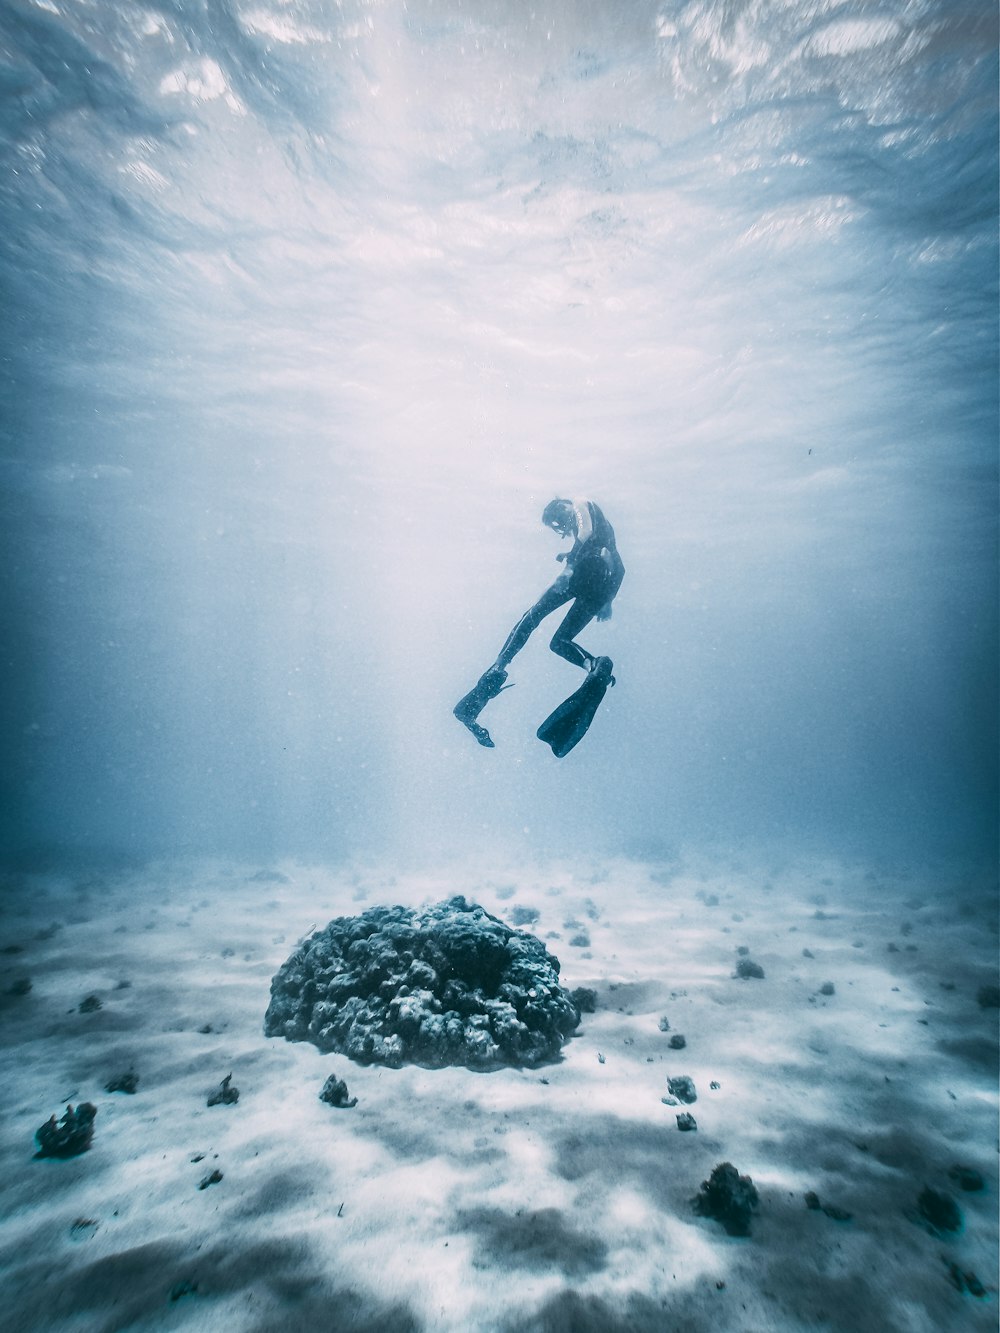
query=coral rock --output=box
[918,1187,962,1234]
[35,1104,97,1158]
[319,1075,358,1108]
[734,959,765,980]
[264,897,581,1069]
[105,1071,139,1095]
[667,1076,697,1104]
[693,1162,759,1236]
[207,1073,239,1106]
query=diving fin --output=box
[537,657,614,758]
[453,665,510,748]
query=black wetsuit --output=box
[497,500,625,672]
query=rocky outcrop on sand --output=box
[35,1103,97,1158]
[264,897,581,1069]
[692,1162,759,1236]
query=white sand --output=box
[0,854,996,1332]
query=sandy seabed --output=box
[0,854,996,1333]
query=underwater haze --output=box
[1,0,997,872]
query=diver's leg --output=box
[549,600,599,671]
[454,583,572,746]
[453,664,509,746]
[494,582,573,670]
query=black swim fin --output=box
[453,665,510,748]
[537,657,614,758]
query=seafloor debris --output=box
[35,1103,97,1158]
[945,1260,986,1297]
[198,1170,223,1190]
[668,1034,687,1049]
[676,1113,697,1132]
[667,1076,697,1104]
[105,1070,139,1095]
[692,1162,759,1236]
[948,1165,985,1192]
[734,959,765,980]
[917,1187,962,1234]
[571,987,597,1013]
[207,1073,239,1106]
[319,1074,358,1108]
[264,897,581,1069]
[78,994,102,1013]
[804,1191,852,1221]
[509,906,540,926]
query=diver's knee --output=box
[549,635,577,664]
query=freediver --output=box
[454,497,625,756]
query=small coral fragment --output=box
[693,1162,759,1236]
[35,1104,97,1158]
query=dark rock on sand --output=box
[35,1103,97,1158]
[805,1191,852,1221]
[819,982,836,996]
[918,1187,962,1234]
[667,1076,697,1104]
[207,1073,239,1106]
[676,1113,697,1131]
[509,906,540,926]
[657,1016,670,1032]
[264,897,581,1069]
[945,1260,987,1297]
[571,987,597,1014]
[947,1165,985,1192]
[734,958,765,980]
[692,1162,759,1236]
[668,1033,687,1049]
[105,1071,139,1094]
[319,1074,358,1108]
[198,1169,223,1189]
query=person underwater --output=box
[454,497,625,755]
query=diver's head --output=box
[542,497,574,537]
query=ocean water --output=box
[1,0,996,873]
